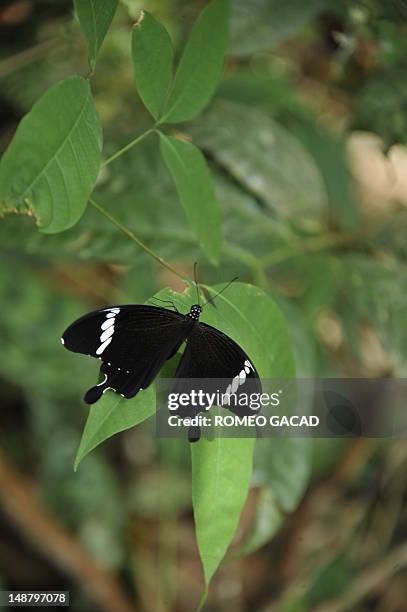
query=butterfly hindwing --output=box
[174,322,260,381]
[172,321,262,435]
[62,305,193,403]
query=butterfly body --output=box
[61,301,261,433]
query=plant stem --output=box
[261,232,361,268]
[102,128,156,167]
[89,198,189,283]
[223,243,269,289]
[0,38,61,78]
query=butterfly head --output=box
[188,304,202,320]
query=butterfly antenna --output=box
[202,277,239,307]
[194,262,200,306]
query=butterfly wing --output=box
[62,305,192,403]
[171,322,262,440]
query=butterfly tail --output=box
[84,366,143,404]
[84,377,109,404]
[188,424,201,443]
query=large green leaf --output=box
[152,283,295,591]
[0,76,102,233]
[74,386,155,470]
[160,0,230,124]
[74,0,119,71]
[159,133,221,265]
[190,101,326,226]
[230,0,330,56]
[131,11,174,120]
[192,435,255,586]
[152,282,293,379]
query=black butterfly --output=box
[61,286,261,439]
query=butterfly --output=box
[61,281,261,440]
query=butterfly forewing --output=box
[62,305,192,403]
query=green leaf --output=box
[153,282,294,379]
[74,0,119,71]
[255,438,312,512]
[0,76,102,233]
[237,487,283,556]
[190,101,326,227]
[237,441,312,556]
[230,0,330,56]
[294,122,359,230]
[159,134,221,265]
[161,0,230,123]
[74,385,155,470]
[152,283,295,588]
[192,435,255,586]
[131,11,174,120]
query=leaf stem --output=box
[223,243,269,289]
[89,198,189,283]
[102,128,156,166]
[261,232,360,267]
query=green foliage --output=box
[336,256,407,372]
[0,76,102,233]
[131,11,174,120]
[159,134,221,265]
[160,0,230,124]
[255,437,312,511]
[230,0,331,56]
[74,0,119,71]
[1,0,406,605]
[29,394,125,568]
[0,259,95,396]
[354,66,407,150]
[159,282,296,589]
[93,280,292,587]
[293,123,359,230]
[190,101,327,227]
[130,0,230,125]
[70,280,296,589]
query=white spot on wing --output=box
[244,359,253,372]
[101,318,115,330]
[60,337,65,345]
[231,375,240,393]
[223,360,255,406]
[96,337,112,355]
[100,326,115,342]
